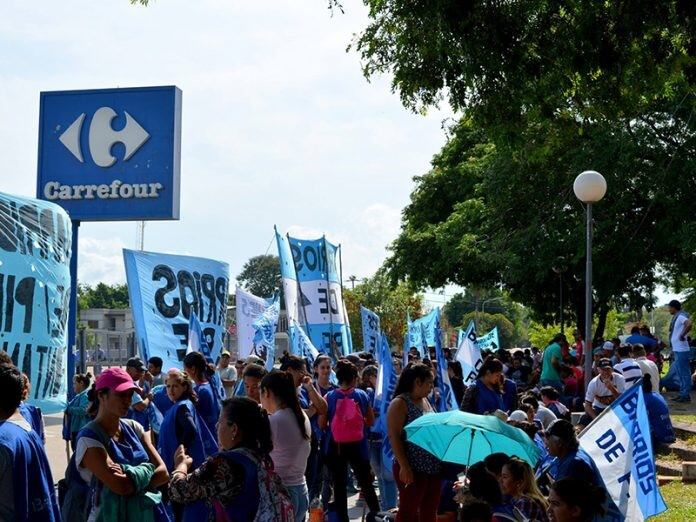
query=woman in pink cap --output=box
[74,367,170,521]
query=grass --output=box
[672,414,696,425]
[653,482,696,521]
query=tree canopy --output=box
[236,255,282,299]
[78,283,129,311]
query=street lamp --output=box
[574,170,607,389]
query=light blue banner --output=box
[406,312,425,357]
[123,249,230,371]
[252,293,280,371]
[361,305,380,355]
[376,334,398,469]
[477,326,500,351]
[430,308,458,411]
[276,227,353,359]
[290,318,320,367]
[0,192,72,413]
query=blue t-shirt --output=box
[475,380,504,414]
[625,334,658,350]
[326,387,370,458]
[501,379,517,414]
[195,382,221,436]
[645,391,676,444]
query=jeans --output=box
[660,356,681,391]
[287,483,309,522]
[673,351,692,399]
[368,438,398,510]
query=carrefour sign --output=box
[37,86,181,221]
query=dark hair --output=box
[521,395,539,410]
[630,326,640,334]
[183,351,215,380]
[279,354,307,372]
[243,364,268,380]
[361,365,378,382]
[166,369,199,405]
[148,356,163,369]
[477,358,503,379]
[335,359,359,385]
[515,420,539,440]
[550,478,606,520]
[467,461,503,505]
[221,397,273,459]
[617,344,632,358]
[393,363,434,396]
[447,361,463,379]
[0,364,23,418]
[540,386,559,401]
[546,419,579,449]
[632,343,646,357]
[313,354,332,369]
[483,452,510,476]
[0,351,12,366]
[459,499,492,521]
[86,383,107,416]
[74,372,93,388]
[260,371,309,440]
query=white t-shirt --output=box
[534,405,557,429]
[269,408,311,487]
[613,358,643,387]
[585,373,626,410]
[75,419,146,483]
[218,366,238,398]
[636,358,660,392]
[671,313,691,352]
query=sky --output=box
[1,0,679,307]
[1,0,453,289]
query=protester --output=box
[613,344,643,386]
[363,364,398,511]
[231,358,247,396]
[460,358,505,414]
[125,356,151,431]
[642,374,676,445]
[307,354,335,509]
[506,357,531,390]
[280,355,328,420]
[500,373,518,414]
[447,361,466,405]
[547,478,606,522]
[540,334,565,392]
[0,364,61,521]
[260,370,312,522]
[158,369,217,521]
[387,362,442,522]
[168,397,294,520]
[320,359,380,521]
[541,420,596,485]
[625,326,658,351]
[499,457,549,521]
[241,363,267,404]
[579,358,625,429]
[661,299,693,402]
[148,357,165,387]
[65,372,93,450]
[76,367,170,520]
[217,351,237,398]
[183,351,221,435]
[464,461,515,520]
[539,387,570,421]
[18,372,46,443]
[521,395,557,430]
[633,344,660,393]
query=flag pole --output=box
[287,232,313,345]
[323,235,336,358]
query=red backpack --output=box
[330,388,365,443]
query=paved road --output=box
[43,412,367,521]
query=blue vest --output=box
[194,382,221,436]
[475,379,504,414]
[0,420,59,521]
[215,450,260,522]
[19,402,45,443]
[78,420,171,522]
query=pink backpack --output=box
[330,388,365,443]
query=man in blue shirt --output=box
[625,326,658,351]
[642,374,676,445]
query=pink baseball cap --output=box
[95,367,141,393]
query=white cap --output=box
[508,410,528,423]
[602,341,615,351]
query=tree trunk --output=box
[594,304,609,344]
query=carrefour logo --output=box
[59,107,150,167]
[43,106,162,202]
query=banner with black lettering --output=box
[0,192,72,413]
[275,227,353,358]
[361,305,380,356]
[123,249,229,370]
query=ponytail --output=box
[183,351,215,381]
[260,370,309,440]
[221,397,274,460]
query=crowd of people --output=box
[0,299,691,521]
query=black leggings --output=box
[327,440,380,521]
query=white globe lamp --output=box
[573,170,607,203]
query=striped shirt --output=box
[614,358,643,386]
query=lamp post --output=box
[574,170,607,389]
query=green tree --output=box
[78,283,130,311]
[344,269,423,349]
[460,311,515,349]
[236,255,281,299]
[386,117,695,341]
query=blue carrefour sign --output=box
[37,86,181,221]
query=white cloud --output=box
[78,236,127,285]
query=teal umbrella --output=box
[404,410,540,467]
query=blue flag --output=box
[187,311,207,355]
[252,293,280,371]
[477,326,501,351]
[290,318,320,367]
[430,309,458,412]
[376,334,398,471]
[361,305,380,356]
[578,384,667,521]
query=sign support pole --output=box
[67,220,80,400]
